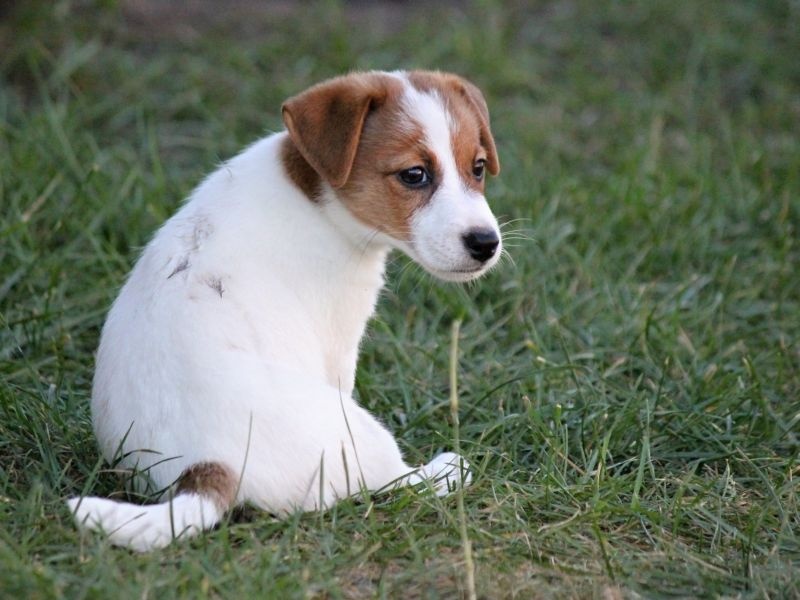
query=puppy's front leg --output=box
[323,400,471,502]
[406,452,472,497]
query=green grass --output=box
[1,0,799,597]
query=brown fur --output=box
[340,81,435,240]
[176,462,237,511]
[280,70,499,241]
[406,71,500,176]
[280,136,322,200]
[282,73,395,188]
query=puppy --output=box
[68,70,502,551]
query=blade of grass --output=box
[449,319,476,600]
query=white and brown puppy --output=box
[68,70,502,551]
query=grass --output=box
[1,0,799,597]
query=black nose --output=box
[462,229,500,263]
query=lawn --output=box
[1,0,798,597]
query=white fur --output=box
[69,74,496,551]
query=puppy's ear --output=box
[282,74,390,189]
[451,76,500,176]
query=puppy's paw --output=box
[421,452,472,497]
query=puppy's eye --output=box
[397,166,431,189]
[472,159,486,180]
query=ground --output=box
[1,1,798,598]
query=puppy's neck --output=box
[279,132,391,265]
[273,133,389,392]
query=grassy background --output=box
[1,0,799,597]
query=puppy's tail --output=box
[67,462,238,552]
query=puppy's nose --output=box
[462,229,500,263]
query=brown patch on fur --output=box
[176,462,237,511]
[281,71,499,241]
[343,71,500,239]
[280,135,322,201]
[341,97,434,240]
[407,70,500,177]
[445,91,487,194]
[282,73,396,188]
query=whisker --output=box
[498,217,532,229]
[393,257,423,292]
[499,248,518,269]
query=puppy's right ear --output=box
[282,74,390,189]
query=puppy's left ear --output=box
[451,76,500,176]
[282,73,390,188]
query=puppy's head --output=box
[282,70,501,282]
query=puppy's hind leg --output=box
[68,462,238,552]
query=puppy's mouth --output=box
[413,255,497,282]
[427,265,490,282]
[391,239,500,283]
